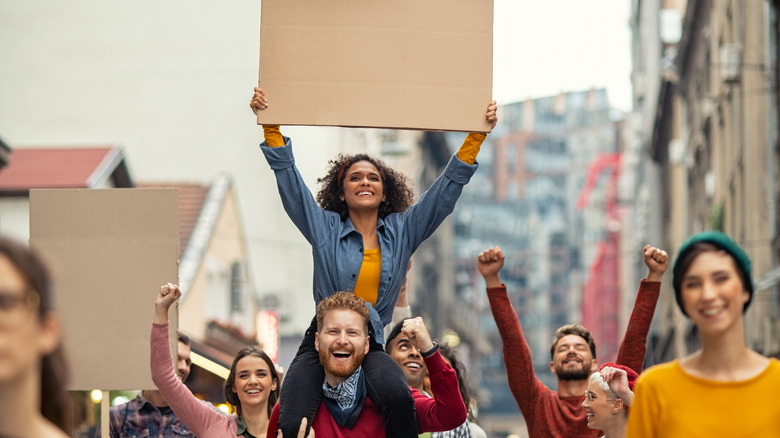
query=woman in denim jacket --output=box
[251,88,497,438]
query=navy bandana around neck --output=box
[321,365,367,429]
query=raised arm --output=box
[152,284,230,436]
[477,247,543,413]
[477,246,504,289]
[615,245,668,372]
[457,100,498,165]
[600,366,634,407]
[250,87,284,147]
[390,260,413,326]
[251,88,334,244]
[404,317,467,432]
[398,100,497,251]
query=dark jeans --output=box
[277,317,417,437]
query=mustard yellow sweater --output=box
[627,358,780,438]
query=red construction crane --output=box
[577,153,621,363]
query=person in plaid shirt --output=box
[105,332,195,438]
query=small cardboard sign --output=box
[257,0,494,132]
[29,188,179,391]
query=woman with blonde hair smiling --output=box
[582,363,637,438]
[627,231,780,437]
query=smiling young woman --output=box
[627,231,780,438]
[150,283,290,438]
[582,363,637,438]
[251,87,497,438]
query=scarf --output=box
[321,366,367,429]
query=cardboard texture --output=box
[29,189,179,391]
[257,0,493,132]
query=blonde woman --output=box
[582,363,637,438]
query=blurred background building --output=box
[428,89,623,435]
[628,0,780,365]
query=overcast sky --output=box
[492,0,632,111]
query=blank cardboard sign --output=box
[257,0,494,132]
[29,189,179,391]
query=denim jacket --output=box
[261,137,477,343]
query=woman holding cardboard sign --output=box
[251,87,497,438]
[0,237,72,438]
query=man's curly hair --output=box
[316,153,415,221]
[316,291,370,333]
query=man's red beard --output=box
[319,342,367,378]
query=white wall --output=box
[0,198,31,242]
[0,1,386,335]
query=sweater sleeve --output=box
[414,351,468,433]
[150,323,234,436]
[615,280,661,373]
[263,125,285,147]
[400,153,477,253]
[456,133,487,165]
[486,285,545,414]
[260,139,333,245]
[267,403,281,437]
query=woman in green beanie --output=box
[626,231,780,437]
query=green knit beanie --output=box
[672,231,753,316]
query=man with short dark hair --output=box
[105,332,195,438]
[385,319,429,393]
[478,245,667,438]
[267,292,466,437]
[386,321,474,438]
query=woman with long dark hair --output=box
[151,283,293,438]
[0,237,71,437]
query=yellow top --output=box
[353,247,380,306]
[262,125,486,165]
[626,358,780,438]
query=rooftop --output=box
[0,146,132,194]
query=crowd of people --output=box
[2,87,778,438]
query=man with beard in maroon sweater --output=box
[477,245,667,438]
[267,292,466,437]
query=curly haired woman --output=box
[251,87,497,438]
